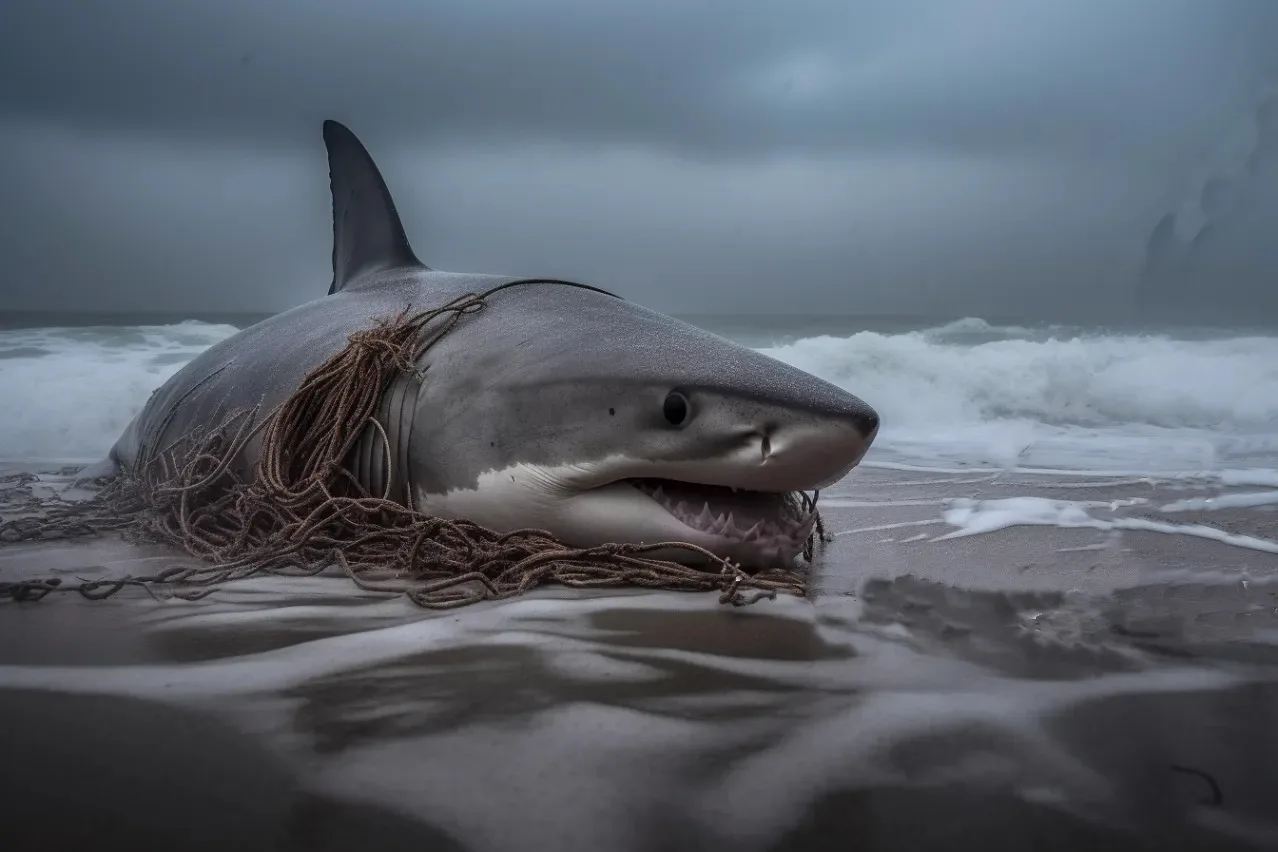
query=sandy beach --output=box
[6,463,1278,661]
[4,463,1278,850]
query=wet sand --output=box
[4,464,1278,851]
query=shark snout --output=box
[846,406,880,442]
[742,402,878,490]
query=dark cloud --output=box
[1,0,1278,319]
[3,0,1275,160]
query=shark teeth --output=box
[628,479,817,552]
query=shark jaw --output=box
[626,478,818,567]
[417,458,830,570]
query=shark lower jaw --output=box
[417,463,826,570]
[624,478,818,569]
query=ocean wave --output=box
[763,325,1278,471]
[0,322,240,462]
[1,318,1275,473]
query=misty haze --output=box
[2,0,1278,323]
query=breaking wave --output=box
[1,317,1276,474]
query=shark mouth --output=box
[627,477,818,565]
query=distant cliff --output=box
[1136,94,1278,326]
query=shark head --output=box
[324,120,878,568]
[409,288,878,568]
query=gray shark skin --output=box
[92,120,879,567]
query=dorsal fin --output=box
[322,120,426,294]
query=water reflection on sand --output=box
[4,464,1278,851]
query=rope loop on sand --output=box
[0,282,825,608]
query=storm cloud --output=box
[2,0,1277,319]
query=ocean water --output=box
[5,310,1278,850]
[3,311,1276,478]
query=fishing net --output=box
[0,288,823,608]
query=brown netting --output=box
[0,288,824,608]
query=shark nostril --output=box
[760,433,772,461]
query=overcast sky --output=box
[2,0,1277,321]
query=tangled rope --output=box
[1,286,825,608]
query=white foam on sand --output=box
[937,496,1278,554]
[1160,490,1278,512]
[1219,469,1278,488]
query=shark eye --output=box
[662,391,690,427]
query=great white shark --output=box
[87,120,879,568]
